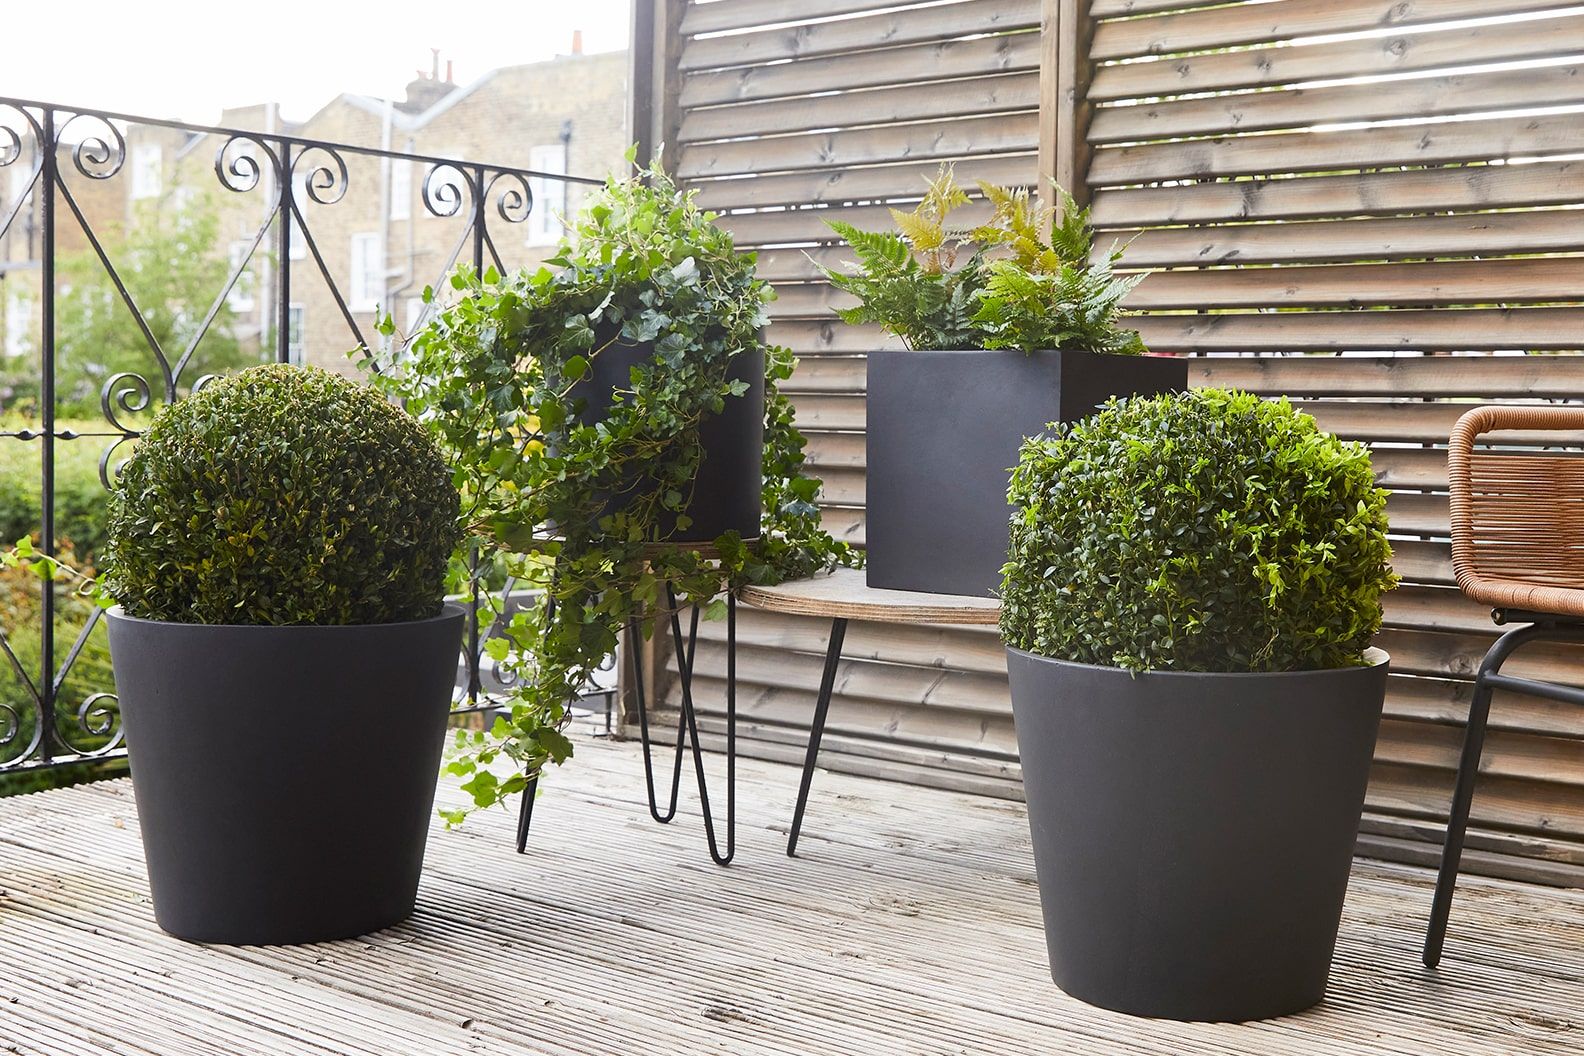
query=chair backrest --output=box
[1449,405,1584,614]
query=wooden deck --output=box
[1,738,1580,1056]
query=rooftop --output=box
[2,738,1579,1055]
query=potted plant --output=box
[6,364,465,944]
[822,166,1185,597]
[1000,388,1399,1021]
[367,161,856,821]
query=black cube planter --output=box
[865,349,1186,597]
[105,603,465,945]
[574,333,764,543]
[1004,646,1389,1021]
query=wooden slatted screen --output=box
[640,0,1584,885]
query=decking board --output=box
[1,738,1580,1055]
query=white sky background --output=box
[1,0,634,124]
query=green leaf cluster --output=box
[820,164,1147,355]
[100,364,460,625]
[364,160,859,821]
[1000,389,1399,673]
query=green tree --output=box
[4,184,258,417]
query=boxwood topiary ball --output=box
[104,364,461,626]
[1001,388,1397,673]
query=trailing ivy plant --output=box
[820,164,1146,355]
[1001,389,1398,673]
[365,158,857,823]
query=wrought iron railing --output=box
[0,97,606,777]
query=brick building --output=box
[1,43,630,380]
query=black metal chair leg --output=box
[632,613,689,824]
[788,617,847,858]
[1423,621,1565,966]
[668,589,736,865]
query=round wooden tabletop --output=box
[737,566,1002,625]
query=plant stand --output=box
[738,567,1001,856]
[515,587,738,865]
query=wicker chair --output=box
[1424,405,1584,968]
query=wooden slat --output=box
[681,0,921,35]
[1091,0,1246,15]
[1111,210,1584,267]
[1299,400,1584,445]
[791,393,866,431]
[1192,352,1584,398]
[1089,11,1584,101]
[723,199,996,245]
[1133,308,1584,353]
[681,71,1040,142]
[1089,160,1584,228]
[696,154,1035,210]
[680,112,1039,178]
[1087,111,1584,186]
[1133,257,1584,309]
[779,350,1584,401]
[1366,759,1584,839]
[680,0,1040,71]
[1088,63,1584,145]
[1089,0,1581,62]
[680,31,1043,108]
[773,320,901,353]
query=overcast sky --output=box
[2,0,633,124]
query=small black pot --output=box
[573,332,764,542]
[865,349,1186,597]
[106,604,465,945]
[1004,646,1388,1021]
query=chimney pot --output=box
[445,59,454,83]
[572,29,583,55]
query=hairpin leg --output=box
[667,585,735,865]
[788,616,847,858]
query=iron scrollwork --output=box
[0,95,597,775]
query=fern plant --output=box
[820,164,1147,356]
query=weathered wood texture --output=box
[1,742,1582,1054]
[644,0,1584,883]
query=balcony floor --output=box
[1,737,1581,1055]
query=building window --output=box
[390,159,412,222]
[287,303,305,365]
[527,143,568,247]
[130,144,162,200]
[4,285,31,359]
[226,241,254,312]
[348,232,383,312]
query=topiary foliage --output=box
[103,364,460,625]
[1001,389,1398,673]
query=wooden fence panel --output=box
[640,0,1584,885]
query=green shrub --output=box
[0,422,114,558]
[1001,389,1398,673]
[102,364,460,625]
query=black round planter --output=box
[1004,646,1389,1021]
[573,332,764,543]
[105,603,465,945]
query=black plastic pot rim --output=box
[105,601,464,632]
[1005,644,1390,680]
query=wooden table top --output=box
[737,566,1002,625]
